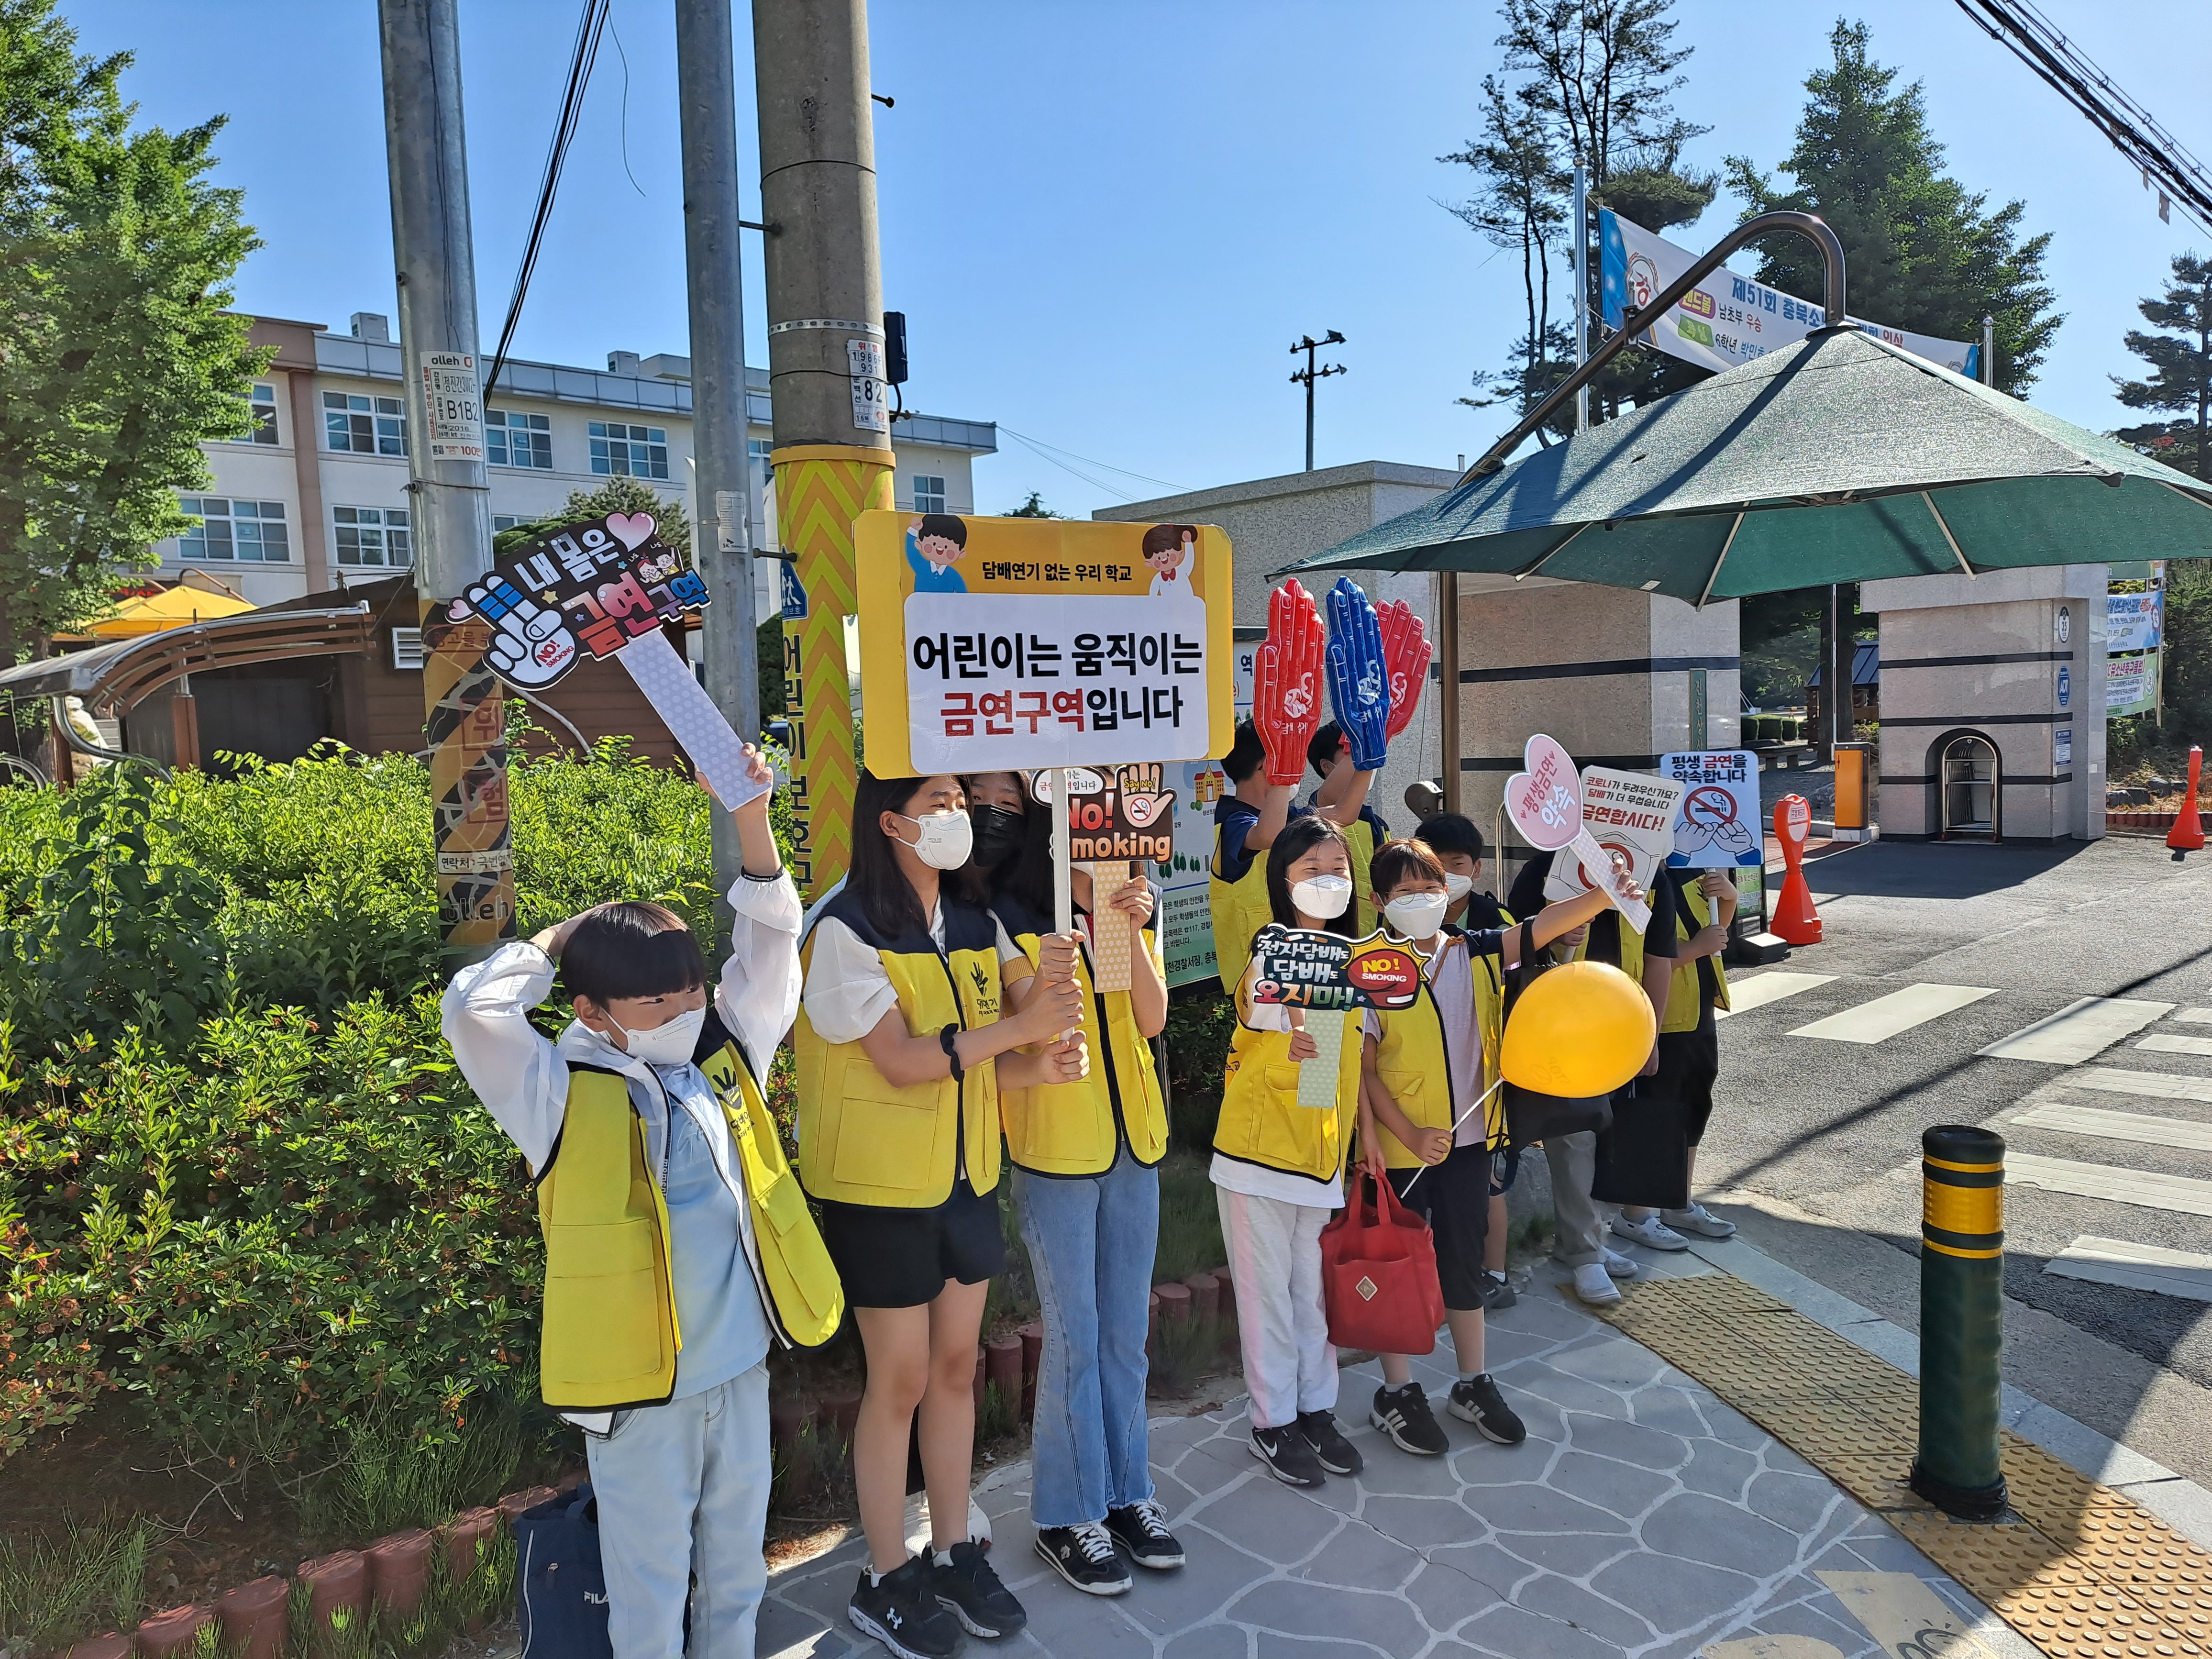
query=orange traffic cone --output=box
[2168,746,2205,852]
[1771,794,1823,944]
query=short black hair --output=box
[560,902,707,1007]
[1141,523,1196,558]
[1307,720,1345,774]
[1224,719,1266,785]
[916,513,968,548]
[1416,811,1484,862]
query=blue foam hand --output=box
[1325,577,1389,771]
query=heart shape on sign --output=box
[606,511,656,551]
[1501,733,1585,852]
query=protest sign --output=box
[1658,751,1762,869]
[1249,924,1426,1108]
[1502,734,1652,931]
[1544,765,1687,900]
[1034,763,1179,992]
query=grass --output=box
[300,1397,528,1543]
[0,1519,148,1656]
[1148,1311,1234,1397]
[284,1527,515,1659]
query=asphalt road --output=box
[1702,834,2212,1410]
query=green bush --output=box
[1162,988,1234,1151]
[0,1518,148,1656]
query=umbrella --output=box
[79,585,256,638]
[1272,327,2212,601]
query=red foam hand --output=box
[1379,599,1432,743]
[1255,580,1325,786]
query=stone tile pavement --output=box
[761,1247,2053,1659]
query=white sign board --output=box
[1503,734,1651,931]
[2054,727,2073,768]
[616,628,771,814]
[1659,750,1762,869]
[1545,765,1686,901]
[848,337,889,433]
[2107,589,2163,654]
[420,351,484,461]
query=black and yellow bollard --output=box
[1910,1124,2010,1520]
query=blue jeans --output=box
[1013,1148,1159,1528]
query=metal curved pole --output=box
[50,695,172,779]
[0,752,48,787]
[1465,209,1847,480]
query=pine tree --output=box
[2113,253,2212,482]
[1723,20,2060,392]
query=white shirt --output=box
[800,901,1025,1046]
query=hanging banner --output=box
[1545,765,1689,899]
[2108,651,2158,718]
[1601,209,1976,376]
[1658,751,1762,869]
[2107,588,2163,654]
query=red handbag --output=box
[1319,1173,1446,1355]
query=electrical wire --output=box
[994,424,1190,502]
[608,17,647,199]
[483,0,612,399]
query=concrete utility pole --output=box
[1981,315,1996,387]
[1290,331,1346,472]
[377,0,509,966]
[676,0,761,930]
[1571,162,1590,433]
[755,0,895,898]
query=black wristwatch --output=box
[940,1023,965,1082]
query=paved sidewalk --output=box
[757,1236,2161,1659]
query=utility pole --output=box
[1980,315,1995,387]
[1290,331,1346,472]
[755,0,895,898]
[1571,162,1591,432]
[377,0,507,967]
[675,0,760,935]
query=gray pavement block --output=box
[1546,1449,1678,1517]
[1675,1438,1762,1501]
[1456,1597,1638,1659]
[1636,1490,1810,1577]
[1559,1406,1697,1471]
[1224,1575,1435,1653]
[1161,1626,1252,1659]
[1401,1556,1510,1628]
[1745,1466,1855,1535]
[1587,1548,1758,1634]
[1506,1570,1662,1650]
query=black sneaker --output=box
[932,1537,1027,1638]
[1296,1409,1364,1476]
[1448,1374,1527,1445]
[1249,1422,1325,1486]
[1033,1522,1131,1596]
[849,1558,962,1659]
[1369,1382,1449,1456]
[1104,1499,1185,1570]
[1480,1270,1517,1310]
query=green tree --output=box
[492,473,691,556]
[1003,491,1066,518]
[0,0,265,662]
[2113,252,2211,482]
[1724,20,2060,393]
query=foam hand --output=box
[1378,599,1433,744]
[1254,580,1324,786]
[467,575,578,686]
[1324,577,1389,772]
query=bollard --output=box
[1771,795,1822,944]
[1910,1124,2010,1521]
[2168,745,2204,852]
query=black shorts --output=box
[1652,1022,1720,1146]
[818,1178,1006,1309]
[1385,1143,1492,1313]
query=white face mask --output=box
[1443,872,1475,904]
[1383,892,1449,941]
[1290,873,1353,921]
[897,809,974,870]
[608,1003,706,1067]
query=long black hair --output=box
[1263,814,1356,940]
[978,773,1057,922]
[849,769,985,938]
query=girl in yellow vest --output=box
[967,771,1186,1598]
[795,770,1087,1659]
[1356,838,1631,1459]
[441,745,839,1659]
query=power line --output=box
[995,424,1189,502]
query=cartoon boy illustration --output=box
[1142,522,1196,596]
[906,513,969,592]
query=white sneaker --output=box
[1663,1203,1737,1239]
[1571,1263,1622,1305]
[1611,1213,1690,1251]
[1601,1247,1640,1279]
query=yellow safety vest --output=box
[1661,878,1732,1032]
[995,896,1169,1177]
[1343,815,1380,937]
[1209,805,1277,995]
[535,1033,844,1413]
[1363,931,1509,1167]
[1212,982,1366,1186]
[793,889,1006,1207]
[1570,907,1646,986]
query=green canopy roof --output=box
[1274,329,2212,602]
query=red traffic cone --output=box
[2169,746,2205,851]
[1771,794,1823,944]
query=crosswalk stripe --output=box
[2010,1101,2212,1153]
[2135,1032,2212,1057]
[2004,1152,2212,1218]
[1977,997,2176,1064]
[2044,1236,2212,1302]
[2173,1007,2212,1024]
[2073,1065,2212,1104]
[1788,984,1995,1044]
[1714,971,1835,1019]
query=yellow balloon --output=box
[1499,960,1657,1098]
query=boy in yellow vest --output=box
[442,745,838,1659]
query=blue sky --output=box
[63,0,2212,518]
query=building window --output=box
[333,505,411,567]
[178,497,289,562]
[913,475,947,514]
[241,384,279,445]
[487,409,553,469]
[324,391,407,455]
[493,514,526,533]
[589,420,668,479]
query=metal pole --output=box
[1911,1124,2009,1521]
[377,0,509,968]
[1980,315,1995,387]
[676,0,761,938]
[1437,573,1461,814]
[1571,163,1590,434]
[1304,341,1316,472]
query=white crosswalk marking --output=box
[2135,1032,2212,1057]
[1789,984,1995,1044]
[1713,971,1835,1020]
[2072,1065,2212,1103]
[2045,1237,2212,1302]
[2004,1152,2212,1218]
[1977,997,2176,1064]
[2173,1007,2212,1024]
[2010,1101,2212,1153]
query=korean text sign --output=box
[457,510,705,689]
[1659,751,1762,869]
[1545,766,1688,899]
[1247,925,1425,1014]
[856,511,1234,776]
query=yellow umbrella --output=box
[84,586,256,638]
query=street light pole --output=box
[1981,315,1996,387]
[1571,162,1590,433]
[1290,331,1346,472]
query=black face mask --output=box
[971,803,1027,869]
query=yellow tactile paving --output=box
[1583,1272,2212,1659]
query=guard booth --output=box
[1940,734,2000,840]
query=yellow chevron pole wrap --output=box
[420,600,515,960]
[773,443,893,897]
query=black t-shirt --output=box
[1506,853,1682,968]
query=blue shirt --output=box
[655,1062,771,1397]
[907,531,967,592]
